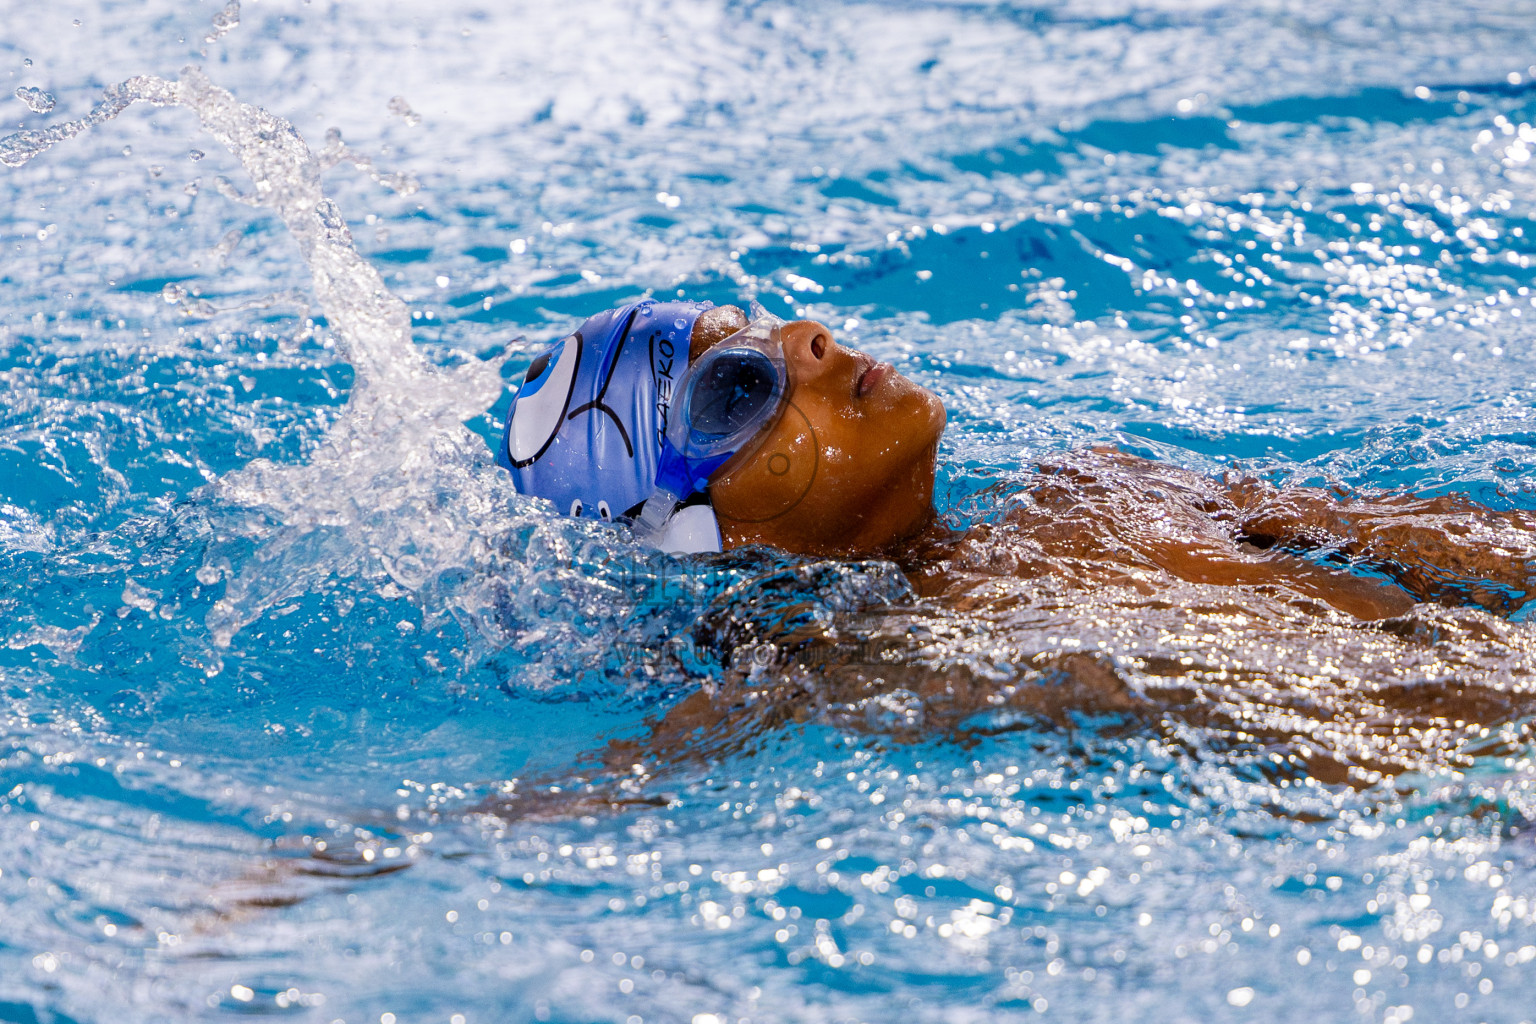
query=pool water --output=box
[4,2,1536,1021]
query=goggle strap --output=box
[633,487,680,541]
[684,450,734,492]
[637,441,739,545]
[653,441,695,499]
[634,441,694,542]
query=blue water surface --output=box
[4,2,1536,1022]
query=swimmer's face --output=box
[691,306,946,555]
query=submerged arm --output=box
[1231,484,1536,615]
[971,450,1417,620]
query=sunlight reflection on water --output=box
[3,2,1536,1022]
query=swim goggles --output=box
[635,303,789,538]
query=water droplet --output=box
[205,1,241,43]
[674,317,687,329]
[14,86,55,114]
[189,148,205,161]
[387,95,421,127]
[22,59,32,67]
[121,145,132,157]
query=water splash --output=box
[0,68,564,670]
[318,126,420,196]
[0,77,158,168]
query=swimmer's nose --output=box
[780,320,836,383]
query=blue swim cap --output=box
[498,300,724,552]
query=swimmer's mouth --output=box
[856,355,889,397]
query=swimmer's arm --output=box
[1229,484,1536,614]
[1004,450,1416,619]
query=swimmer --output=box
[500,299,1536,624]
[499,300,944,558]
[484,299,1536,817]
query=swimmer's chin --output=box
[891,437,946,547]
[883,398,947,548]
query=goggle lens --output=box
[688,349,779,440]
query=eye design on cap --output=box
[507,334,582,468]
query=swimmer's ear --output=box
[689,305,749,361]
